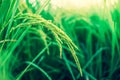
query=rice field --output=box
[0,0,120,80]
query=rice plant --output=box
[0,0,120,80]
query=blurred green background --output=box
[0,0,120,80]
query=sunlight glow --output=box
[28,0,118,10]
